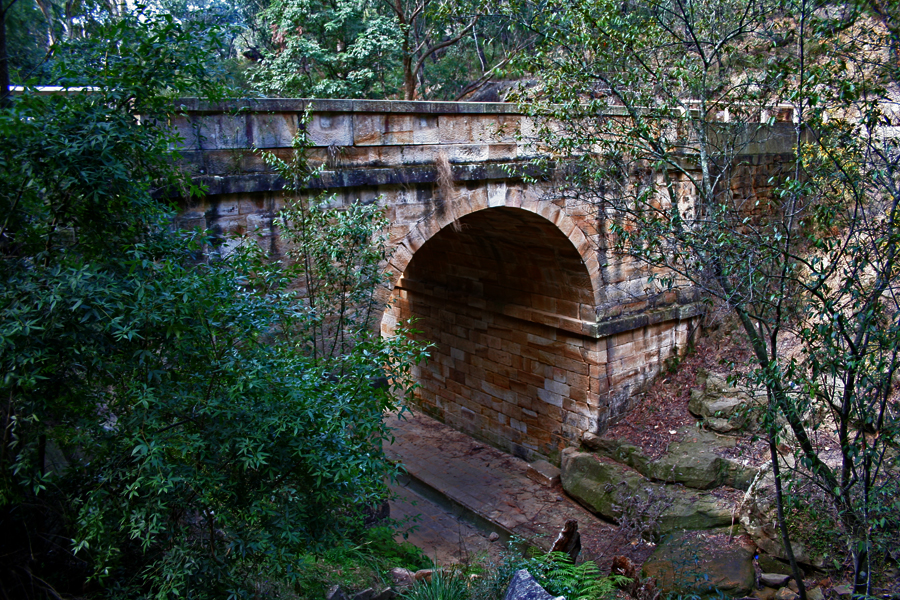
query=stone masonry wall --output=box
[169,99,792,463]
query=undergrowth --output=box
[401,545,630,600]
[286,525,432,599]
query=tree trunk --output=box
[403,56,416,100]
[769,430,807,600]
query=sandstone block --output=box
[560,450,733,532]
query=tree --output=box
[379,0,477,100]
[0,10,424,598]
[247,0,532,100]
[521,0,899,594]
[248,0,405,99]
[386,0,535,101]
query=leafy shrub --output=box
[0,13,427,599]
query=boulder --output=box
[806,587,825,600]
[745,522,816,568]
[774,587,798,600]
[641,530,757,597]
[561,449,733,533]
[646,428,759,491]
[584,429,758,491]
[581,433,651,473]
[389,568,416,588]
[757,556,793,576]
[502,570,565,600]
[688,372,764,433]
[832,584,852,597]
[753,587,779,600]
[326,586,348,600]
[414,569,433,583]
[760,573,791,588]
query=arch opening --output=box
[384,207,606,462]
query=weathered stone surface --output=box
[502,570,565,600]
[832,584,852,597]
[580,429,758,491]
[756,556,793,576]
[413,569,433,582]
[806,587,825,600]
[351,588,375,600]
[760,573,791,588]
[581,433,651,472]
[747,523,816,567]
[560,449,733,532]
[774,587,798,600]
[173,101,794,464]
[326,586,348,600]
[753,587,779,600]
[389,568,416,588]
[527,459,561,487]
[706,417,740,433]
[688,372,765,433]
[641,530,756,597]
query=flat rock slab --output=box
[641,530,757,597]
[527,460,561,487]
[583,427,758,491]
[561,449,734,532]
[384,411,616,557]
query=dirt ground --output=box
[607,317,768,464]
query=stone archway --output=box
[382,205,606,462]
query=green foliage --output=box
[0,10,427,599]
[520,0,900,595]
[246,0,531,100]
[465,545,627,600]
[249,0,404,98]
[2,0,50,84]
[283,527,431,599]
[400,568,471,600]
[358,526,432,572]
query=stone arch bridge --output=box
[170,98,793,463]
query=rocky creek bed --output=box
[557,356,893,600]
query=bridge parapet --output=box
[169,99,537,194]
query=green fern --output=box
[540,552,631,600]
